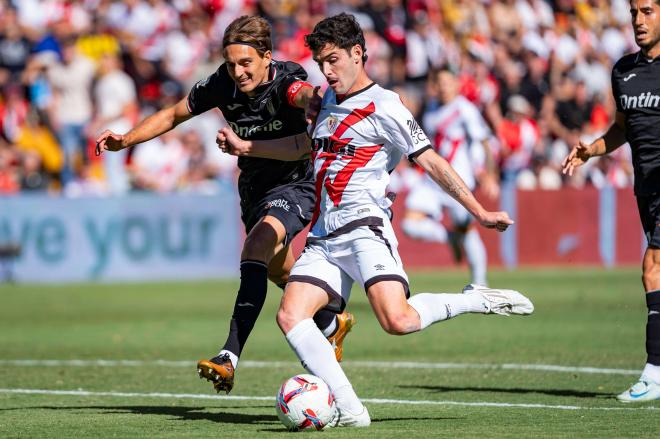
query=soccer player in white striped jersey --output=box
[402,67,499,286]
[218,13,533,428]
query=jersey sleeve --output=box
[380,94,432,162]
[276,61,310,108]
[186,68,223,115]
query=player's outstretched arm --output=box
[95,96,193,155]
[561,112,627,176]
[216,126,311,161]
[414,148,514,232]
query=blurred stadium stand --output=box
[0,1,644,280]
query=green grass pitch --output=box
[1,268,660,437]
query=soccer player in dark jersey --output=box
[562,0,660,402]
[95,15,355,394]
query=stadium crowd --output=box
[0,0,639,196]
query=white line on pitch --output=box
[1,388,657,411]
[0,359,640,376]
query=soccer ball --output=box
[275,374,337,431]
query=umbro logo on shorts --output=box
[374,264,386,271]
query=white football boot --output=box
[616,377,660,403]
[463,284,534,316]
[327,404,371,428]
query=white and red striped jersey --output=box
[422,95,491,190]
[309,83,431,238]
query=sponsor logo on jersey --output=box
[623,73,637,82]
[620,92,660,110]
[227,103,242,110]
[407,119,427,144]
[266,198,291,211]
[228,120,283,137]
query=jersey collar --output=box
[336,82,377,104]
[634,51,660,64]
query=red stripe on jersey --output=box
[310,154,336,228]
[325,144,382,207]
[286,81,312,108]
[330,102,376,149]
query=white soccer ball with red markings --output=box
[275,374,337,431]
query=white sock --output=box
[642,363,660,384]
[464,229,488,286]
[218,350,239,369]
[408,292,488,330]
[320,318,337,338]
[402,217,448,243]
[285,319,363,413]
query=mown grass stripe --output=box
[0,359,640,375]
[1,388,657,411]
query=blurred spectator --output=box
[0,0,642,195]
[497,95,542,185]
[90,52,138,195]
[130,130,187,192]
[14,109,63,188]
[45,36,96,187]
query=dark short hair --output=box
[222,15,272,56]
[305,13,368,64]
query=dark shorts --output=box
[637,193,660,248]
[242,182,315,246]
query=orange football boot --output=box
[197,353,234,394]
[327,311,355,362]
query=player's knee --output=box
[242,234,274,261]
[276,301,302,334]
[642,255,660,290]
[378,313,417,336]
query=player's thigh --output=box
[366,280,417,335]
[278,281,333,333]
[241,215,287,261]
[289,244,354,314]
[268,244,295,285]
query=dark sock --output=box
[222,260,268,357]
[313,309,338,336]
[275,281,338,336]
[647,290,660,365]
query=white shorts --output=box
[405,178,472,227]
[289,216,409,312]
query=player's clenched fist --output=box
[478,210,514,232]
[95,130,126,156]
[216,126,251,156]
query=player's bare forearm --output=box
[217,127,311,161]
[592,114,627,156]
[414,148,486,220]
[122,98,192,148]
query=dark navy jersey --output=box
[612,52,660,195]
[187,60,313,204]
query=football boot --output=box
[197,353,235,394]
[327,311,355,362]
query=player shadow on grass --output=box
[399,385,611,399]
[257,415,464,432]
[2,405,279,425]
